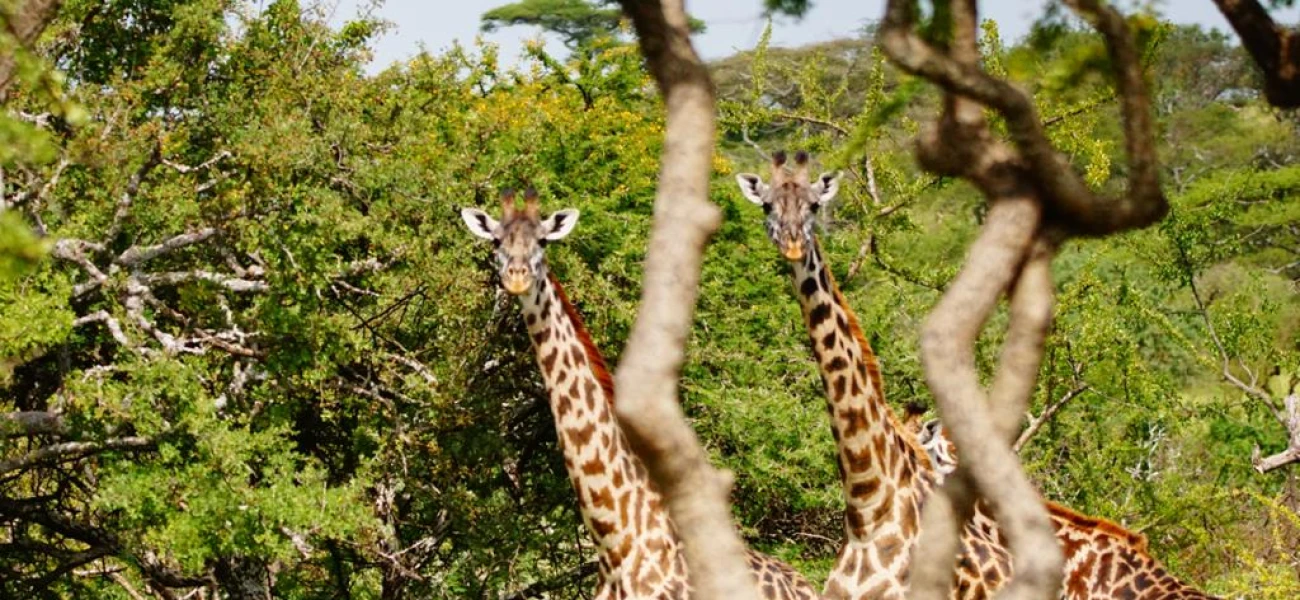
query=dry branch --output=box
[1253,393,1300,473]
[0,437,153,477]
[613,0,759,597]
[0,411,67,438]
[1014,385,1089,453]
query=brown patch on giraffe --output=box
[832,375,847,400]
[821,330,837,350]
[848,478,879,500]
[800,276,819,297]
[1046,500,1150,553]
[556,393,573,417]
[899,496,919,538]
[591,517,616,539]
[581,458,605,475]
[531,327,551,345]
[842,406,870,437]
[826,355,848,372]
[844,444,872,472]
[808,302,832,329]
[548,273,616,404]
[566,422,596,447]
[540,347,559,373]
[1069,549,1098,598]
[589,485,615,510]
[876,533,904,565]
[871,490,894,523]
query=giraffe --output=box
[736,151,1219,600]
[459,189,818,600]
[913,418,1221,600]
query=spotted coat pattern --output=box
[739,152,1219,599]
[915,421,1221,600]
[464,194,818,599]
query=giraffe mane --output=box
[815,238,932,469]
[1044,500,1150,553]
[547,271,617,407]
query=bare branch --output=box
[385,352,437,386]
[0,437,153,476]
[161,150,232,174]
[879,0,1167,237]
[74,310,138,351]
[105,147,162,242]
[51,238,109,296]
[615,0,760,597]
[774,111,849,136]
[0,0,65,99]
[1253,394,1300,473]
[0,411,67,438]
[135,270,267,293]
[115,227,218,268]
[1014,385,1089,453]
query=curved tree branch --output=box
[613,1,759,597]
[1212,0,1300,108]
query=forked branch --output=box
[877,1,1166,598]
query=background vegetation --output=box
[1,0,1296,598]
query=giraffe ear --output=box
[541,209,579,241]
[813,171,841,205]
[735,173,767,205]
[460,208,499,241]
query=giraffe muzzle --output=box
[503,275,533,295]
[782,239,805,261]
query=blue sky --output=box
[327,0,1300,72]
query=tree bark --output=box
[1212,0,1300,108]
[613,1,760,598]
[0,0,64,99]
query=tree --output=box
[482,0,703,52]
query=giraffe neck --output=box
[519,272,682,589]
[791,240,933,544]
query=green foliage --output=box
[3,2,1299,598]
[715,16,1300,595]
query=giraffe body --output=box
[916,421,1220,600]
[461,190,817,599]
[737,152,1219,600]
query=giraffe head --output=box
[916,418,957,477]
[460,189,579,295]
[735,150,841,261]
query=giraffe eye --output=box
[810,203,820,214]
[762,203,772,215]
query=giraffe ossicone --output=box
[459,188,818,599]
